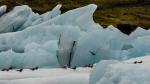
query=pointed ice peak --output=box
[41,4,62,21]
[129,27,150,38]
[106,25,116,31]
[0,5,7,17]
[52,4,62,12]
[48,4,98,31]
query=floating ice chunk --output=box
[129,27,150,38]
[17,12,40,31]
[30,5,62,26]
[127,36,150,58]
[0,5,7,17]
[41,4,62,21]
[12,3,99,34]
[89,60,119,84]
[0,49,15,69]
[106,25,128,36]
[0,5,32,33]
[0,40,60,69]
[0,24,79,53]
[48,4,100,31]
[71,28,127,67]
[90,58,150,84]
[23,40,60,68]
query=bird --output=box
[63,65,67,69]
[5,69,9,71]
[16,69,23,72]
[30,67,39,71]
[137,61,143,64]
[134,61,143,64]
[34,67,38,70]
[72,66,77,70]
[134,61,137,64]
[88,64,93,68]
[8,67,14,70]
[30,68,35,71]
[1,68,6,71]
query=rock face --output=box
[0,0,150,29]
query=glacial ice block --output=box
[89,60,119,84]
[70,28,128,67]
[0,5,7,17]
[41,4,62,21]
[0,24,80,53]
[30,4,62,27]
[48,4,100,31]
[0,5,32,33]
[57,27,80,67]
[90,59,150,84]
[129,27,150,38]
[0,40,60,69]
[0,4,149,69]
[17,12,40,31]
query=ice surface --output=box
[89,60,119,84]
[0,5,32,33]
[0,40,60,69]
[0,68,90,84]
[0,25,80,53]
[71,26,128,67]
[90,56,150,84]
[57,27,80,67]
[0,5,7,17]
[17,12,40,31]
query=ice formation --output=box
[0,4,101,68]
[0,5,32,33]
[0,5,7,17]
[90,56,150,84]
[40,4,62,22]
[0,3,150,70]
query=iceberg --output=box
[0,4,101,68]
[71,27,128,67]
[0,5,7,17]
[23,4,62,29]
[40,4,62,22]
[17,12,40,31]
[129,27,150,38]
[127,36,150,58]
[0,4,62,32]
[47,4,100,31]
[0,5,32,33]
[89,60,119,84]
[0,25,78,53]
[0,40,60,69]
[0,3,150,70]
[90,57,150,84]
